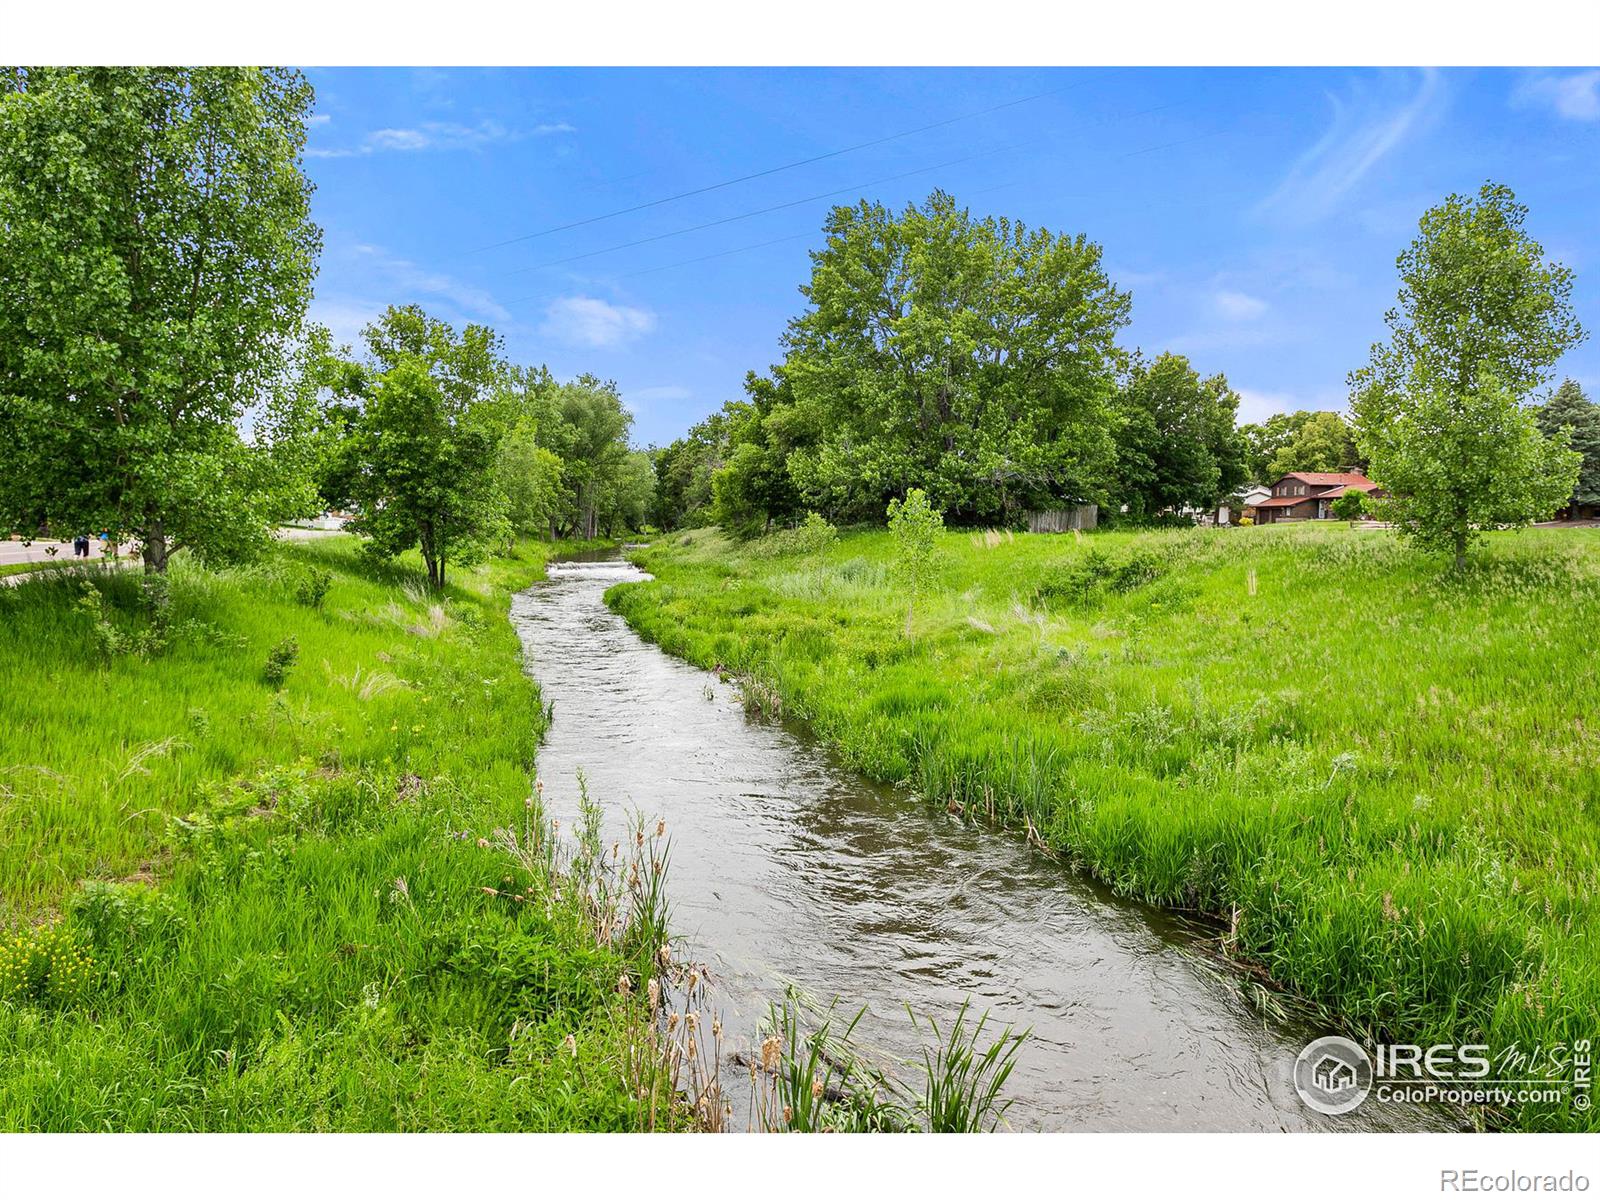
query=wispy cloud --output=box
[627,385,692,404]
[308,118,573,159]
[540,296,656,349]
[1514,70,1600,122]
[1255,69,1444,226]
[315,244,510,332]
[1213,290,1268,321]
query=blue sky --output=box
[302,67,1600,445]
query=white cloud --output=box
[1234,387,1348,424]
[316,243,510,336]
[1213,290,1268,321]
[1514,70,1600,121]
[1256,69,1444,226]
[540,296,656,349]
[307,118,573,159]
[306,113,332,127]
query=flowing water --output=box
[510,552,1452,1132]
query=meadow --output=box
[610,522,1600,1131]
[0,537,677,1131]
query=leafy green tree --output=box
[1351,183,1587,567]
[1238,411,1310,483]
[1265,411,1362,479]
[887,487,945,636]
[1535,379,1600,510]
[542,377,632,539]
[782,191,1129,523]
[493,415,565,544]
[1363,374,1577,565]
[343,306,512,588]
[1112,352,1247,519]
[595,449,656,537]
[0,67,322,571]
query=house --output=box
[1252,471,1380,524]
[1235,485,1272,524]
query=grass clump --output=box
[613,522,1600,1131]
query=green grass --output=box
[612,522,1600,1132]
[0,535,667,1131]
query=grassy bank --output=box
[0,536,672,1131]
[611,523,1600,1131]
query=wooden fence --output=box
[1024,505,1098,534]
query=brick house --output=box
[1251,471,1380,524]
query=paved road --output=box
[0,537,116,566]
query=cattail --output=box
[655,818,666,838]
[535,778,545,794]
[658,943,671,967]
[618,973,633,996]
[647,978,661,1012]
[811,1075,824,1100]
[761,1035,781,1073]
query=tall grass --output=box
[0,535,674,1130]
[612,522,1600,1131]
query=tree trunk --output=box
[1453,528,1468,572]
[142,518,170,574]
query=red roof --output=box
[1255,494,1318,509]
[1277,472,1374,488]
[1316,482,1379,499]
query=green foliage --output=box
[263,636,299,688]
[340,306,514,588]
[781,191,1128,523]
[612,523,1600,1130]
[540,376,635,539]
[1113,352,1248,517]
[1352,183,1587,567]
[1268,411,1363,479]
[912,999,1025,1132]
[887,488,944,636]
[0,923,95,1008]
[0,67,323,573]
[494,419,565,542]
[1032,546,1165,608]
[1536,379,1600,508]
[1330,489,1369,522]
[1238,410,1365,484]
[0,537,660,1130]
[749,512,840,560]
[294,567,334,609]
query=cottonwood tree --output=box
[1351,183,1586,568]
[781,191,1129,524]
[343,306,512,588]
[1112,352,1247,519]
[0,67,322,571]
[542,377,632,539]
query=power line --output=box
[499,137,1039,288]
[469,84,1084,253]
[617,231,817,279]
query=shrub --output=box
[263,636,299,688]
[1331,490,1369,523]
[750,512,839,559]
[294,567,333,609]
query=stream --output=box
[510,551,1450,1132]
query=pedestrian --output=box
[73,534,90,559]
